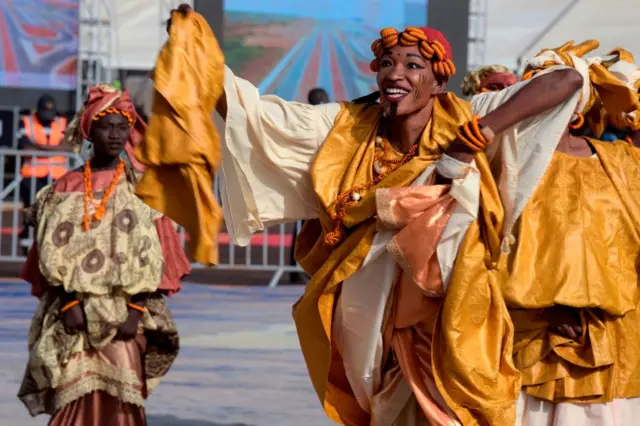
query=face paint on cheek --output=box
[413,74,427,102]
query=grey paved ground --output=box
[0,280,333,426]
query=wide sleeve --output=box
[218,65,341,246]
[154,217,191,297]
[456,65,581,252]
[471,65,580,165]
[435,155,481,288]
[22,184,57,298]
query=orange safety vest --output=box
[20,114,68,179]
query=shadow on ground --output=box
[148,415,253,426]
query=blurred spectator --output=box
[308,88,330,105]
[461,65,518,97]
[18,94,71,243]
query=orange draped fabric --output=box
[378,183,460,425]
[135,10,224,265]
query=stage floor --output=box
[0,281,332,426]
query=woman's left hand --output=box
[115,309,142,341]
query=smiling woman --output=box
[146,7,595,425]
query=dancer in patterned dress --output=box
[18,84,190,425]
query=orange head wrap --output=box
[461,64,517,96]
[64,84,146,171]
[370,26,456,80]
[478,72,518,93]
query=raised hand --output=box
[166,3,193,33]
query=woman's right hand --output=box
[62,304,86,335]
[547,306,583,340]
[166,3,193,33]
[445,139,476,164]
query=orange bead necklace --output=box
[323,126,420,247]
[83,158,125,231]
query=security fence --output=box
[0,149,303,287]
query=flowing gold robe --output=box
[433,140,640,425]
[508,141,640,403]
[136,11,224,266]
[293,93,472,425]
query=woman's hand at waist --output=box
[61,303,86,335]
[547,305,583,340]
[57,287,86,335]
[115,292,151,341]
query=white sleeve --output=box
[217,66,341,246]
[436,155,480,288]
[471,65,581,242]
[436,66,581,285]
[471,65,579,164]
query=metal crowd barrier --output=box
[0,149,303,287]
[0,105,21,150]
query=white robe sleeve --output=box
[435,65,581,285]
[436,155,480,289]
[216,66,341,246]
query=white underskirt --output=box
[516,393,640,426]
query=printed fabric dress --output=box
[17,166,191,425]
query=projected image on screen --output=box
[0,0,78,90]
[223,0,428,102]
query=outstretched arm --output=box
[165,4,340,245]
[447,68,584,163]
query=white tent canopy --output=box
[484,0,640,71]
[84,0,639,72]
[79,0,192,71]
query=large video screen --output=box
[223,0,428,103]
[0,0,78,90]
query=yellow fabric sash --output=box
[135,11,224,265]
[293,93,472,424]
[431,154,523,426]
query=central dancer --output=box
[160,7,585,425]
